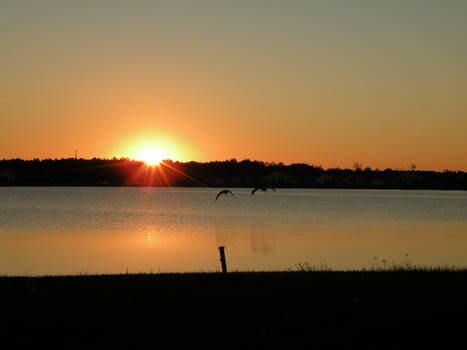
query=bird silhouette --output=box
[251,187,276,195]
[215,189,235,201]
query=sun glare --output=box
[137,148,167,166]
[119,134,188,166]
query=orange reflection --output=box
[0,227,220,275]
[1,221,467,275]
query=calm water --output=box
[1,187,467,275]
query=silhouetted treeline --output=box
[0,158,466,189]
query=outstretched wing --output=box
[251,188,259,195]
[216,189,233,200]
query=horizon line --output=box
[1,157,465,173]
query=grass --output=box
[1,268,467,348]
[293,253,467,272]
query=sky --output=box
[1,0,466,170]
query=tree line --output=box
[0,158,466,189]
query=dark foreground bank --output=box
[1,271,467,349]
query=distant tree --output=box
[353,162,363,171]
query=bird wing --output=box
[252,188,258,195]
[216,189,233,200]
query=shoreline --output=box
[1,184,467,190]
[2,270,467,347]
[2,266,467,278]
[2,159,466,189]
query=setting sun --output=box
[115,132,192,165]
[137,148,168,166]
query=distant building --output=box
[0,168,15,184]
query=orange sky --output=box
[1,1,466,170]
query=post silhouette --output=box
[218,246,227,274]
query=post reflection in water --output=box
[0,188,466,275]
[1,221,467,275]
[215,221,278,256]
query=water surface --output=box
[1,187,466,274]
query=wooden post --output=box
[218,246,227,274]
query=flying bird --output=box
[251,187,276,195]
[215,189,235,201]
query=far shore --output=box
[1,158,466,189]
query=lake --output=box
[1,187,467,275]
